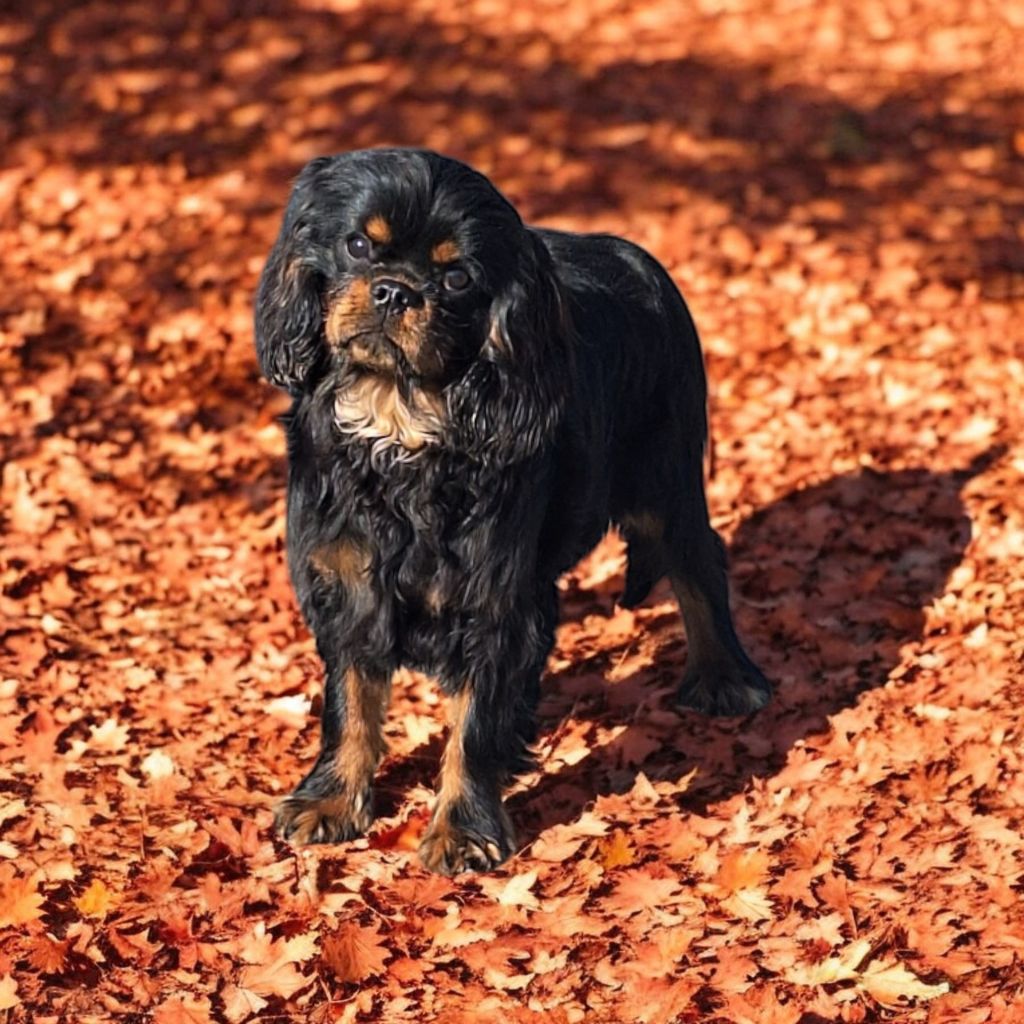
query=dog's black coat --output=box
[255,148,769,873]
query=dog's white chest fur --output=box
[334,375,444,453]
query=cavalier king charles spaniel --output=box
[255,148,770,874]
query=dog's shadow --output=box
[373,452,996,847]
[500,451,997,845]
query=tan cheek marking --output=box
[309,537,371,587]
[326,279,371,346]
[431,239,460,263]
[390,300,431,362]
[332,667,390,792]
[365,215,392,244]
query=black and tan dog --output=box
[254,148,770,874]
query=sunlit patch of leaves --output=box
[2,0,1022,1020]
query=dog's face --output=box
[255,149,570,462]
[313,153,524,385]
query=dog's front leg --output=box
[419,618,547,875]
[417,683,516,874]
[274,659,391,844]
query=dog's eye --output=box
[443,267,471,292]
[346,234,371,260]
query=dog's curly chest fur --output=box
[333,374,444,454]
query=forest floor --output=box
[1,0,1023,1021]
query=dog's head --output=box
[255,149,569,462]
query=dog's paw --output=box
[274,787,373,845]
[676,657,772,717]
[418,809,515,875]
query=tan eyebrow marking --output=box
[365,215,392,244]
[431,239,460,263]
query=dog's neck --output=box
[333,371,445,454]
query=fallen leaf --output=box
[0,866,44,928]
[74,878,118,918]
[0,975,19,1011]
[481,869,541,911]
[321,920,390,983]
[597,830,636,870]
[859,959,951,1007]
[153,995,214,1024]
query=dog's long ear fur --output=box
[447,232,571,464]
[254,159,331,395]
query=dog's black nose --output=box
[371,279,422,317]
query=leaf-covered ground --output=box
[2,0,1023,1021]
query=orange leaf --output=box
[480,869,541,910]
[598,830,636,870]
[220,985,268,1024]
[237,959,311,1000]
[153,995,214,1024]
[714,849,771,893]
[25,934,69,974]
[369,809,429,852]
[0,975,19,1011]
[0,866,44,928]
[321,920,391,983]
[604,869,681,918]
[74,879,117,918]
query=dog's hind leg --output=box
[619,511,669,609]
[664,482,771,716]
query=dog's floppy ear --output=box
[447,231,571,464]
[254,159,332,395]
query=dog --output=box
[254,148,770,874]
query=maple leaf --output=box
[531,894,610,939]
[220,984,268,1024]
[815,872,855,930]
[74,878,118,918]
[604,869,681,918]
[25,934,70,974]
[714,848,771,891]
[321,920,390,983]
[0,975,19,1011]
[234,924,317,999]
[529,820,599,862]
[108,927,160,967]
[618,927,701,980]
[630,977,701,1023]
[786,937,871,986]
[153,995,214,1024]
[88,716,130,752]
[480,869,541,911]
[430,911,498,950]
[597,830,636,870]
[786,938,949,1007]
[794,912,846,947]
[727,985,803,1024]
[0,865,44,928]
[720,886,774,922]
[858,959,951,1007]
[237,958,311,1000]
[0,799,27,829]
[369,810,429,852]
